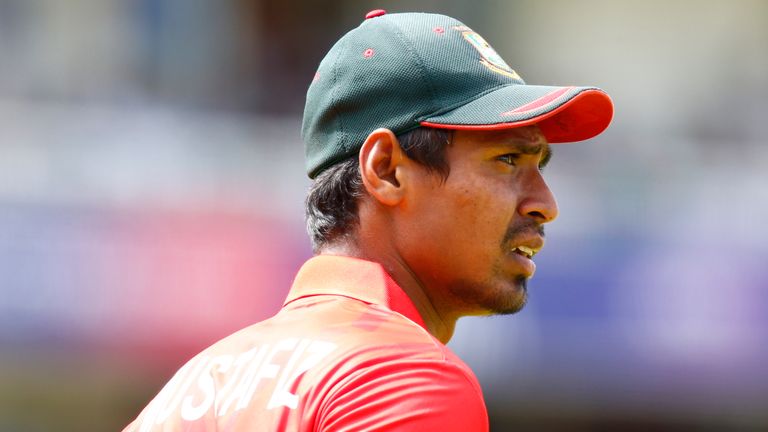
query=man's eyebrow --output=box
[496,141,553,167]
[513,143,545,155]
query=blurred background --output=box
[1,0,766,430]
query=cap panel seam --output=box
[383,18,439,126]
[308,38,350,177]
[331,37,347,153]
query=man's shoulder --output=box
[122,294,486,431]
[208,295,466,369]
[283,294,468,365]
[198,294,479,389]
[308,302,487,431]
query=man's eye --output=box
[497,154,519,165]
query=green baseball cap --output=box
[302,10,614,178]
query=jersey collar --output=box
[284,255,427,330]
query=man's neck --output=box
[318,242,457,344]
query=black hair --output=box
[305,127,452,253]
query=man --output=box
[124,10,613,431]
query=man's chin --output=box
[447,275,529,316]
[491,297,527,315]
[480,275,529,315]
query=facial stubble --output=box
[447,221,543,316]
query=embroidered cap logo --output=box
[453,26,522,81]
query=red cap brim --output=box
[420,87,614,143]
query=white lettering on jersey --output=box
[138,357,207,432]
[236,338,299,410]
[137,338,338,428]
[216,344,270,417]
[266,339,310,409]
[267,340,337,409]
[156,357,209,422]
[214,347,259,416]
[181,355,233,421]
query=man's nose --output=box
[518,172,559,224]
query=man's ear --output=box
[359,128,408,206]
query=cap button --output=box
[365,9,387,19]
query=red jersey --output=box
[123,255,488,431]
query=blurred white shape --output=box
[0,100,308,216]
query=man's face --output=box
[397,126,558,317]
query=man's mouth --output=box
[510,246,537,259]
[505,234,544,276]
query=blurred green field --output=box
[2,350,764,431]
[0,352,159,431]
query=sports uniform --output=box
[124,9,613,431]
[123,256,488,431]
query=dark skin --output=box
[321,126,558,344]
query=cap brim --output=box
[420,85,614,143]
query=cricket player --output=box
[124,10,613,431]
